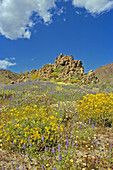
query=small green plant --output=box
[55,79,61,82]
[70,79,77,84]
[50,72,58,78]
[42,77,47,81]
[53,67,60,72]
[32,73,39,80]
[19,70,29,78]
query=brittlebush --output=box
[77,93,113,125]
[0,105,64,152]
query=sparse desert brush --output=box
[50,72,58,78]
[55,78,61,82]
[32,73,39,80]
[0,105,64,153]
[53,67,60,72]
[70,79,78,84]
[77,92,113,126]
[0,89,17,99]
[42,77,47,81]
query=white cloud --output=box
[72,0,113,14]
[0,0,113,40]
[4,57,16,61]
[75,11,82,15]
[0,59,16,69]
[10,57,16,60]
[0,0,57,40]
[64,18,66,22]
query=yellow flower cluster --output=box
[0,105,64,151]
[77,93,113,124]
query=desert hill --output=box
[94,63,113,83]
[0,69,19,85]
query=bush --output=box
[50,72,58,78]
[53,67,60,72]
[42,77,47,81]
[0,105,64,153]
[70,79,77,84]
[55,79,61,82]
[32,73,39,80]
[77,93,113,126]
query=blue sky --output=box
[0,0,113,74]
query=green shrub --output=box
[53,67,60,72]
[32,73,39,80]
[50,72,58,78]
[42,77,47,81]
[55,79,61,82]
[70,79,77,84]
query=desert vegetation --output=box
[0,81,113,169]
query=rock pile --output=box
[14,53,99,84]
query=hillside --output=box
[94,63,113,83]
[0,69,19,85]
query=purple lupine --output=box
[45,147,48,152]
[30,143,32,147]
[22,167,24,170]
[71,130,73,137]
[80,124,83,129]
[17,165,19,170]
[53,167,56,170]
[42,165,45,170]
[42,135,44,142]
[27,154,29,157]
[23,143,25,148]
[52,147,55,154]
[28,135,31,140]
[58,145,61,152]
[59,154,62,162]
[95,141,97,144]
[110,142,112,152]
[66,139,69,149]
[107,156,109,162]
[89,118,91,125]
[93,124,95,130]
[13,141,15,146]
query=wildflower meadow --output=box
[0,81,113,169]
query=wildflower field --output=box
[0,81,113,169]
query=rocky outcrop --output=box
[13,53,99,84]
[33,53,99,83]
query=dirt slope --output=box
[0,69,19,85]
[94,63,113,83]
